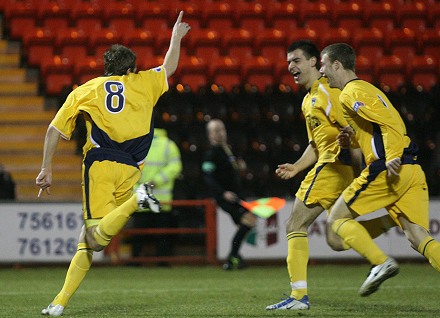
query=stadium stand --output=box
[56,28,89,65]
[332,1,364,31]
[105,1,137,31]
[363,1,396,34]
[266,1,299,31]
[0,0,439,201]
[299,1,333,30]
[203,1,236,30]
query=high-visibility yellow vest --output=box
[135,129,182,211]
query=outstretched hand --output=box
[276,163,298,180]
[36,168,52,197]
[173,11,191,39]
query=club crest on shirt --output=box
[311,97,316,107]
[154,67,162,72]
[353,101,364,112]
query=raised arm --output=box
[163,11,191,77]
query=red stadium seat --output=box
[57,0,78,8]
[242,56,274,92]
[332,1,364,31]
[203,2,236,31]
[386,28,417,60]
[376,55,406,92]
[321,27,351,50]
[40,56,74,96]
[89,28,122,59]
[38,1,70,33]
[22,28,55,68]
[254,28,287,61]
[176,56,208,92]
[223,28,255,63]
[379,0,404,6]
[56,28,89,64]
[105,1,136,32]
[139,56,165,72]
[409,55,438,92]
[286,28,319,49]
[71,1,103,33]
[427,2,440,28]
[352,27,385,60]
[419,28,440,57]
[122,29,155,63]
[364,1,396,34]
[356,55,374,83]
[235,1,267,31]
[209,56,242,92]
[4,1,37,40]
[189,29,222,60]
[74,56,104,85]
[136,2,170,32]
[300,2,332,30]
[267,2,299,31]
[397,1,427,32]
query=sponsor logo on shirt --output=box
[353,101,364,112]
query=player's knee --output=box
[85,227,106,252]
[86,237,106,252]
[326,222,347,251]
[285,215,308,233]
[327,237,345,251]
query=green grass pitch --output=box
[1,263,438,317]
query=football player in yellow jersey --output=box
[36,12,190,317]
[321,43,440,297]
[266,40,395,311]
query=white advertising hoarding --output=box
[0,203,105,262]
[2,200,440,263]
[217,200,440,260]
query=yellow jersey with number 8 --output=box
[51,67,168,166]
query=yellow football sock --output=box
[359,214,396,239]
[94,195,138,247]
[52,247,93,307]
[332,218,387,265]
[286,231,308,299]
[418,236,440,272]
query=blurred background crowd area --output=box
[0,0,439,201]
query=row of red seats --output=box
[2,1,438,95]
[3,0,440,40]
[40,52,438,96]
[21,25,440,68]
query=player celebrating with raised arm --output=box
[266,40,395,311]
[36,12,190,316]
[320,43,440,297]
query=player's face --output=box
[287,49,315,89]
[320,53,339,89]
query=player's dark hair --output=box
[104,44,137,76]
[287,40,320,69]
[321,43,356,71]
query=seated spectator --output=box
[0,164,16,200]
